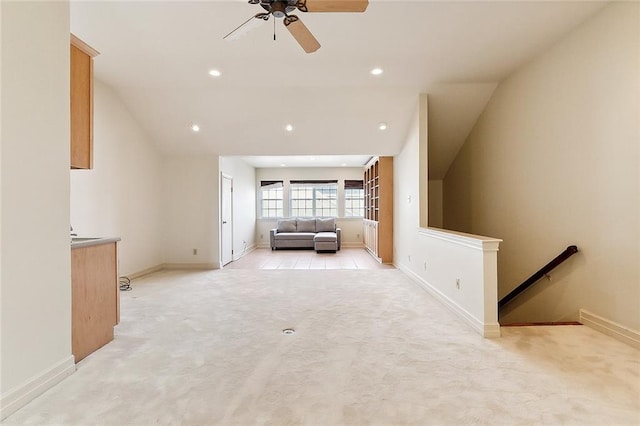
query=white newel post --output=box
[481,239,501,337]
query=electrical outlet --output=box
[193,248,198,256]
[456,278,460,289]
[356,233,360,239]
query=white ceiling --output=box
[241,154,372,168]
[70,0,606,170]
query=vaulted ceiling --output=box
[70,0,606,173]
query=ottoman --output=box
[314,232,338,252]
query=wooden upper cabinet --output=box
[70,34,99,169]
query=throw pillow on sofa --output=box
[276,218,296,233]
[316,217,335,232]
[296,218,316,233]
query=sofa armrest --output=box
[270,228,277,250]
[336,227,341,250]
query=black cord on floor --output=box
[119,276,132,291]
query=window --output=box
[260,181,283,218]
[290,180,337,217]
[344,180,364,217]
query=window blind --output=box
[344,179,364,189]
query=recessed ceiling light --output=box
[378,122,388,130]
[341,163,347,167]
[280,163,286,167]
[208,69,222,77]
[191,124,200,132]
[370,67,384,76]
[285,124,294,132]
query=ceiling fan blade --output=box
[223,13,269,41]
[284,15,320,54]
[295,0,368,13]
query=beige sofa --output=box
[270,217,341,252]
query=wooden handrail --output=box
[499,245,578,309]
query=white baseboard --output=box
[162,262,218,270]
[125,264,164,280]
[233,243,257,261]
[0,355,75,420]
[255,242,363,250]
[483,323,502,338]
[124,262,221,279]
[396,262,501,338]
[579,309,640,349]
[341,242,365,248]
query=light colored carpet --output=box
[4,269,639,425]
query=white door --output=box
[221,174,233,266]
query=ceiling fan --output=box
[224,0,369,53]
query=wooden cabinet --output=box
[363,219,378,258]
[364,156,393,263]
[70,34,98,169]
[71,241,119,362]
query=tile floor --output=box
[223,247,394,270]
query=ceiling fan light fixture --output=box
[269,1,292,18]
[370,67,384,76]
[226,0,368,53]
[208,69,222,77]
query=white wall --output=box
[219,156,256,259]
[393,111,421,264]
[71,81,164,276]
[255,167,365,246]
[428,180,443,228]
[1,1,75,417]
[393,108,501,337]
[443,2,640,329]
[163,155,220,268]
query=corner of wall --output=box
[0,356,75,421]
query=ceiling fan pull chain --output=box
[274,15,276,40]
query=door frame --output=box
[221,173,233,267]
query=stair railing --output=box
[498,245,579,309]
